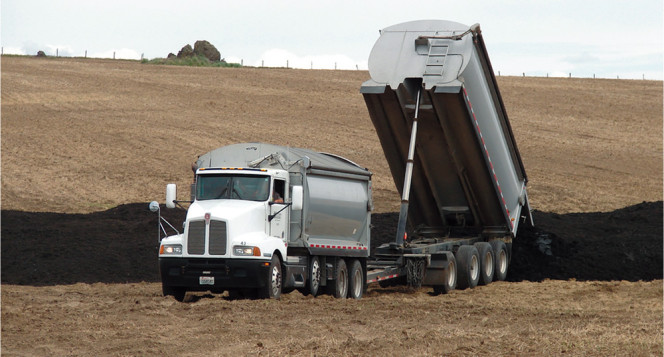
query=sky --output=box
[2,0,662,79]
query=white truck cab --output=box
[159,167,302,300]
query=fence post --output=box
[56,48,59,57]
[569,73,571,78]
[286,60,289,68]
[85,50,87,58]
[261,60,264,67]
[335,62,337,70]
[113,52,116,60]
[241,59,243,66]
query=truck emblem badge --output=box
[204,212,210,223]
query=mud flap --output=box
[422,252,453,286]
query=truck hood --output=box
[188,200,265,221]
[187,199,267,237]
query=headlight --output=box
[160,244,182,255]
[233,246,261,256]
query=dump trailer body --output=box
[361,20,531,238]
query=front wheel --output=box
[308,256,322,297]
[162,284,186,302]
[259,255,282,300]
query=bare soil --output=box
[1,56,662,356]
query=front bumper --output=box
[159,257,270,291]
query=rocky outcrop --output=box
[193,40,221,62]
[172,41,221,62]
[176,44,194,58]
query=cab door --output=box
[269,179,288,242]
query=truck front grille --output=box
[187,220,206,254]
[209,220,227,255]
[186,219,228,255]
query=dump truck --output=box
[151,19,532,301]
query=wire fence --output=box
[2,47,658,81]
[496,71,653,81]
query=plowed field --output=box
[2,56,662,356]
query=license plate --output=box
[199,276,214,285]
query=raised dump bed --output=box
[361,20,532,240]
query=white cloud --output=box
[2,46,25,55]
[224,56,243,65]
[44,44,76,57]
[489,42,663,80]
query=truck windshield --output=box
[197,174,270,202]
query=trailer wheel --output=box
[308,256,322,297]
[328,258,348,298]
[474,242,495,285]
[348,259,364,299]
[455,245,480,290]
[259,255,282,300]
[162,284,186,302]
[433,253,456,294]
[490,240,509,281]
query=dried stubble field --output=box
[1,56,662,356]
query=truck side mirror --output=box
[166,184,177,209]
[291,185,303,211]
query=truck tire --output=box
[258,255,282,300]
[328,258,348,299]
[162,284,186,302]
[474,242,495,285]
[490,240,509,281]
[455,245,480,290]
[308,256,322,297]
[433,253,456,295]
[348,259,364,299]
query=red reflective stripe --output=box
[463,86,513,229]
[309,244,367,250]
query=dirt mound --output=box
[2,201,661,286]
[510,201,663,281]
[1,204,184,285]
